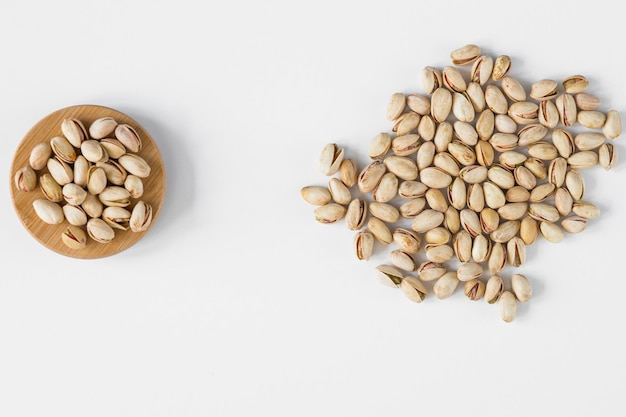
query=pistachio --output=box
[513,165,536,190]
[114,123,142,153]
[508,101,538,125]
[314,203,346,224]
[501,76,526,102]
[61,117,88,148]
[369,202,400,224]
[444,206,461,234]
[14,165,37,192]
[433,271,459,299]
[421,66,443,94]
[47,156,74,186]
[495,114,518,133]
[448,176,467,210]
[434,121,453,152]
[480,208,500,234]
[386,92,406,121]
[62,204,88,226]
[574,132,605,151]
[431,87,453,122]
[417,115,436,144]
[548,157,567,187]
[450,44,480,65]
[482,181,506,209]
[530,79,558,101]
[383,156,417,181]
[434,151,461,176]
[466,82,486,112]
[490,220,520,243]
[459,164,487,184]
[505,186,530,203]
[498,203,528,220]
[602,110,622,139]
[551,129,575,159]
[390,249,418,271]
[457,262,483,282]
[470,55,494,85]
[345,198,368,230]
[523,158,547,180]
[99,138,127,160]
[452,92,475,122]
[81,192,104,218]
[476,109,495,140]
[459,208,481,237]
[406,94,431,115]
[528,202,560,223]
[520,216,538,245]
[467,181,485,212]
[554,187,573,216]
[491,55,511,81]
[375,264,403,287]
[484,275,504,304]
[574,93,601,111]
[32,199,64,224]
[328,177,352,205]
[39,173,63,202]
[572,201,600,220]
[506,236,526,267]
[471,234,491,263]
[487,165,515,189]
[538,100,560,128]
[368,132,392,159]
[555,93,577,126]
[118,153,151,178]
[419,167,452,189]
[424,243,454,263]
[98,185,131,207]
[499,291,518,323]
[485,84,509,114]
[425,188,448,212]
[301,186,331,206]
[598,143,617,171]
[411,209,444,233]
[511,273,532,302]
[29,142,52,170]
[400,275,428,303]
[453,230,473,263]
[416,141,436,170]
[81,139,108,163]
[354,230,374,260]
[392,228,421,253]
[529,183,555,203]
[399,198,427,218]
[561,216,587,233]
[392,134,420,157]
[73,155,90,187]
[368,217,393,244]
[562,74,589,94]
[442,65,467,92]
[448,140,476,166]
[517,123,547,147]
[339,159,358,188]
[424,226,452,245]
[464,278,486,301]
[539,221,564,243]
[129,201,153,233]
[577,111,606,129]
[89,116,118,139]
[565,169,585,201]
[489,132,518,152]
[50,135,77,163]
[86,217,115,243]
[498,151,527,169]
[99,205,131,231]
[61,224,87,249]
[87,166,108,195]
[567,151,598,170]
[398,180,427,199]
[63,183,88,206]
[319,143,344,176]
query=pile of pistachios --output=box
[14,116,153,249]
[301,44,621,323]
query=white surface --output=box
[1,1,625,416]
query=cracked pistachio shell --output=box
[375,264,403,287]
[561,215,587,233]
[480,208,500,234]
[499,151,528,170]
[471,234,491,263]
[98,186,131,207]
[453,229,472,263]
[459,165,487,184]
[399,198,426,219]
[450,44,480,66]
[491,55,511,81]
[485,275,504,304]
[87,166,108,195]
[339,158,358,188]
[448,140,476,166]
[425,188,448,212]
[548,158,567,187]
[390,249,418,271]
[501,76,526,102]
[81,192,103,218]
[14,165,37,192]
[603,110,622,139]
[599,143,617,170]
[115,123,142,153]
[499,291,517,323]
[460,208,481,237]
[81,139,108,163]
[572,201,600,219]
[539,221,564,243]
[47,156,74,186]
[328,177,351,205]
[29,142,52,171]
[466,82,485,112]
[470,55,494,85]
[400,275,428,303]
[538,100,560,129]
[467,183,485,213]
[130,201,153,233]
[386,93,406,121]
[520,216,538,245]
[392,134,420,157]
[61,117,88,148]
[475,141,495,168]
[511,273,532,302]
[418,261,447,282]
[393,228,421,253]
[433,271,459,299]
[398,180,427,198]
[577,111,606,129]
[50,135,77,164]
[431,87,452,123]
[301,186,331,206]
[562,74,589,94]
[485,84,508,115]
[457,261,483,282]
[575,93,601,111]
[63,183,88,206]
[368,133,392,159]
[424,226,451,245]
[319,143,344,176]
[565,169,585,201]
[102,206,132,230]
[529,183,555,203]
[86,217,115,243]
[523,158,547,180]
[530,79,558,101]
[518,124,548,147]
[417,141,436,170]
[555,94,577,126]
[434,121,453,152]
[434,151,461,176]
[490,132,518,153]
[488,242,507,275]
[505,186,530,203]
[554,187,573,216]
[490,220,520,243]
[393,111,421,136]
[39,173,63,202]
[419,167,452,189]
[118,153,151,178]
[354,230,374,261]
[452,92,475,122]
[406,94,431,115]
[61,224,87,250]
[124,175,144,201]
[464,278,486,301]
[369,202,400,224]
[495,114,518,133]
[506,236,526,267]
[73,155,90,187]
[417,115,436,140]
[574,132,605,151]
[89,116,118,139]
[358,160,387,192]
[62,204,88,226]
[528,202,560,223]
[508,101,539,125]
[552,128,575,159]
[345,198,368,231]
[100,138,127,159]
[421,66,443,95]
[368,217,392,244]
[32,199,64,225]
[314,203,345,224]
[411,209,444,234]
[442,65,467,92]
[424,243,454,263]
[567,151,598,170]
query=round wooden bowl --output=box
[9,104,166,259]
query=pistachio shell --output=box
[86,217,115,243]
[114,123,142,153]
[61,224,87,249]
[129,201,153,233]
[89,116,118,139]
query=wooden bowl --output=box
[10,104,166,259]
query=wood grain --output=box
[10,104,166,259]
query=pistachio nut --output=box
[314,203,346,224]
[431,87,453,122]
[129,201,153,233]
[98,185,131,207]
[375,264,403,287]
[368,217,393,244]
[421,66,443,94]
[73,155,90,187]
[62,204,88,226]
[345,198,368,230]
[528,202,560,223]
[359,160,388,195]
[505,186,530,203]
[460,208,481,237]
[529,79,558,101]
[89,116,118,139]
[470,55,494,85]
[548,157,567,187]
[490,220,520,243]
[29,142,52,171]
[485,275,504,304]
[339,158,358,188]
[467,183,485,212]
[565,169,585,201]
[538,100,560,128]
[523,157,547,180]
[539,221,564,243]
[485,84,508,114]
[393,228,421,253]
[368,133,392,159]
[81,139,108,163]
[14,165,37,192]
[448,140,476,166]
[319,143,344,176]
[424,226,451,245]
[301,186,331,206]
[506,236,526,267]
[499,151,528,169]
[561,215,587,233]
[598,143,617,171]
[118,153,151,178]
[425,188,448,213]
[464,278,486,301]
[567,151,598,170]
[416,141,436,170]
[114,123,142,153]
[82,192,104,218]
[61,224,87,250]
[398,180,427,199]
[411,209,444,233]
[424,243,454,263]
[418,115,436,142]
[63,183,88,206]
[572,201,600,220]
[400,275,428,303]
[399,198,426,218]
[602,110,622,139]
[495,114,518,133]
[453,229,473,263]
[508,101,538,125]
[452,92,475,122]
[432,271,460,299]
[517,123,547,147]
[489,132,518,152]
[555,93,577,126]
[480,207,500,234]
[466,81,485,112]
[450,44,480,65]
[499,291,517,323]
[32,198,64,225]
[551,128,575,159]
[459,165,487,184]
[328,177,352,205]
[50,135,77,163]
[448,176,467,210]
[419,167,452,189]
[386,92,406,121]
[389,249,418,271]
[47,156,74,186]
[513,165,536,190]
[369,202,400,224]
[434,121,453,152]
[442,65,467,92]
[554,187,573,216]
[354,230,374,260]
[498,202,529,221]
[520,215,538,245]
[501,76,526,102]
[392,134,420,157]
[562,74,589,94]
[511,273,532,303]
[476,109,495,140]
[488,242,507,275]
[87,166,108,195]
[383,156,417,181]
[491,55,511,81]
[577,111,606,129]
[61,117,88,148]
[99,138,127,160]
[482,181,506,209]
[487,165,515,189]
[456,261,483,282]
[102,206,132,230]
[444,206,461,234]
[529,183,555,203]
[574,93,601,111]
[86,217,115,243]
[39,173,63,202]
[406,94,431,115]
[434,151,461,176]
[574,132,605,151]
[471,234,491,263]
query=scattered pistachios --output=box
[14,115,154,250]
[302,44,621,322]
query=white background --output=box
[1,1,625,416]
